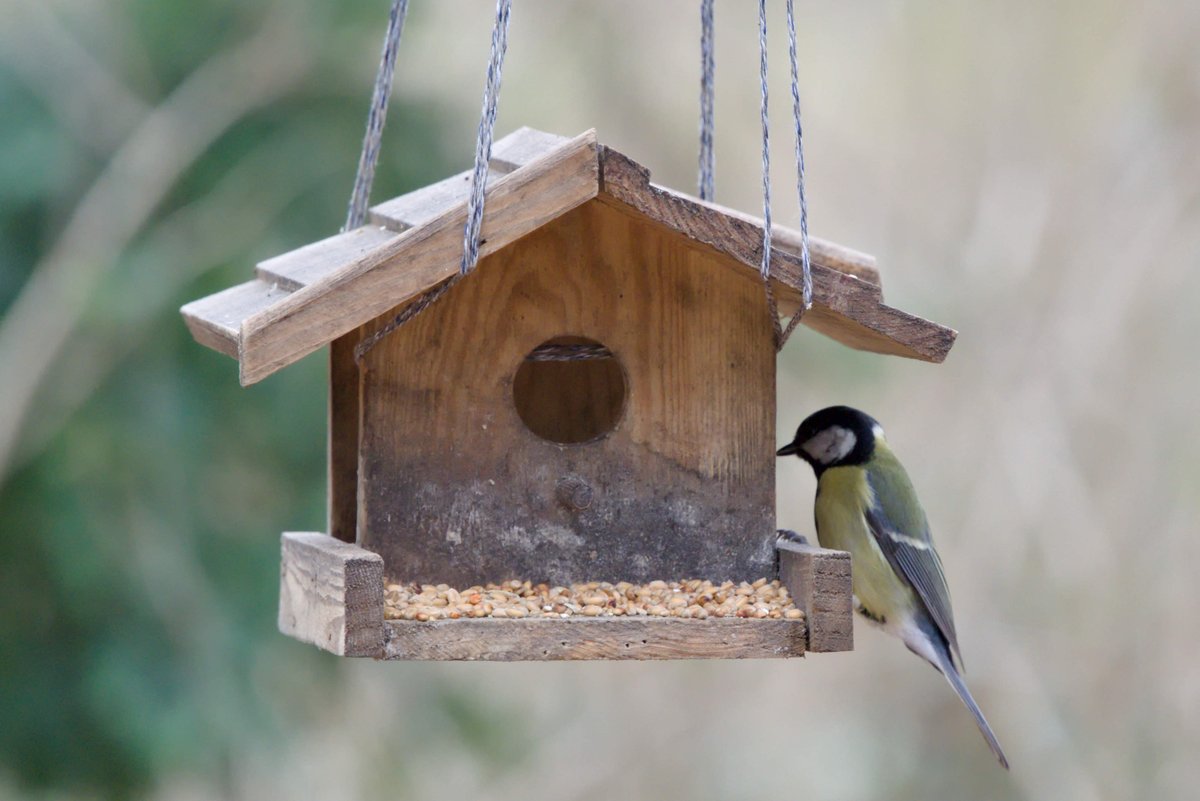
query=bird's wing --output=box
[864,454,963,670]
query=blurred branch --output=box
[0,4,310,483]
[8,126,340,474]
[0,2,150,152]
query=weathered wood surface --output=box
[181,126,955,382]
[278,532,383,657]
[382,617,806,660]
[359,198,777,586]
[180,279,288,358]
[696,196,881,286]
[236,130,599,385]
[597,146,956,363]
[257,225,399,291]
[488,127,571,172]
[777,538,853,653]
[328,335,361,544]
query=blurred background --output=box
[2,1,1198,798]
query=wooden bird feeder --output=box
[181,128,955,661]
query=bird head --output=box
[776,406,884,473]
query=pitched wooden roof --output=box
[182,128,955,385]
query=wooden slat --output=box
[257,225,399,291]
[368,128,570,231]
[369,170,477,230]
[262,129,567,295]
[180,279,290,358]
[777,538,853,653]
[278,532,383,657]
[597,146,956,363]
[694,196,881,285]
[238,130,600,385]
[382,617,806,660]
[489,126,571,171]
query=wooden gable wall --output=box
[350,198,778,585]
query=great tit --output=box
[777,406,1009,769]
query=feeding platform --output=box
[181,127,955,661]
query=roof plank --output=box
[237,129,601,384]
[180,279,291,359]
[596,146,955,363]
[181,127,956,380]
[257,225,399,291]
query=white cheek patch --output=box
[801,426,857,464]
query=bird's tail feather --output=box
[935,649,1010,770]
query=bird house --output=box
[181,128,955,661]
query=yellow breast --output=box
[815,466,917,622]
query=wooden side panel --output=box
[328,334,361,544]
[278,532,384,657]
[778,539,854,652]
[358,199,777,586]
[383,618,805,661]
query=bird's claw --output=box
[775,529,809,546]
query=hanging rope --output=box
[777,0,812,346]
[757,0,787,350]
[355,0,514,363]
[698,0,715,201]
[462,0,514,275]
[345,0,410,231]
[756,0,814,351]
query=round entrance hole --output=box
[512,336,627,444]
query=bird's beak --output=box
[776,442,798,457]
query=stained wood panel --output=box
[328,333,361,543]
[358,199,777,586]
[383,618,806,660]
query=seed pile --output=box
[384,578,804,622]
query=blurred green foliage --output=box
[0,2,454,796]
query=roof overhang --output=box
[182,127,955,385]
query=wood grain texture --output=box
[182,127,955,376]
[695,196,880,285]
[777,539,853,653]
[382,617,806,660]
[237,129,600,385]
[256,225,400,291]
[328,335,361,544]
[179,279,289,358]
[488,126,571,172]
[369,128,568,230]
[358,198,777,586]
[278,531,383,657]
[597,146,956,363]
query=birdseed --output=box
[383,578,804,622]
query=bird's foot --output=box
[775,529,809,546]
